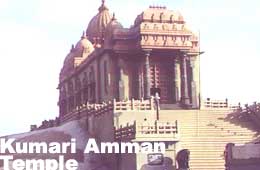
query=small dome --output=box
[75,32,94,53]
[104,14,123,49]
[86,0,111,43]
[60,33,94,80]
[105,13,123,36]
[60,45,75,80]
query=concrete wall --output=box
[119,153,137,170]
[225,143,260,170]
[87,109,117,170]
[118,57,132,100]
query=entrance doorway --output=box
[150,63,173,103]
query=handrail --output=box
[202,98,239,110]
[60,98,154,125]
[114,120,178,141]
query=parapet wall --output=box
[225,143,260,170]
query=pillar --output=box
[144,51,151,99]
[174,57,181,103]
[117,57,125,101]
[190,57,199,108]
[180,54,190,107]
[131,59,141,99]
[138,63,143,99]
[118,68,125,101]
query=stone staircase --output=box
[159,109,260,170]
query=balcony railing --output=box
[114,120,179,141]
[202,98,239,110]
[61,98,155,123]
[113,98,154,111]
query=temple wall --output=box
[225,143,260,170]
[88,109,117,170]
[110,56,118,100]
[93,60,99,102]
[192,55,201,108]
[118,58,133,100]
[99,53,113,102]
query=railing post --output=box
[225,98,228,108]
[155,120,158,134]
[131,98,134,110]
[113,98,116,111]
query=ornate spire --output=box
[70,44,74,52]
[81,31,86,39]
[99,0,108,12]
[112,12,116,21]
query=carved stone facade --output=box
[58,2,201,117]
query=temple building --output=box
[58,1,201,117]
[55,1,260,170]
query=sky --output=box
[0,0,259,136]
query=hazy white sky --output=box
[0,0,259,136]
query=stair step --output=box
[158,109,259,170]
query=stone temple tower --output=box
[58,2,201,117]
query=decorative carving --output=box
[160,12,164,22]
[153,35,158,41]
[172,23,177,30]
[162,24,169,31]
[162,35,168,46]
[145,35,148,41]
[151,14,154,22]
[170,15,174,23]
[163,40,168,46]
[143,23,149,30]
[153,24,159,30]
[172,36,176,41]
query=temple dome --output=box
[60,45,75,80]
[105,14,123,36]
[86,0,111,42]
[75,32,94,54]
[60,33,94,80]
[104,14,123,49]
[134,6,185,26]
